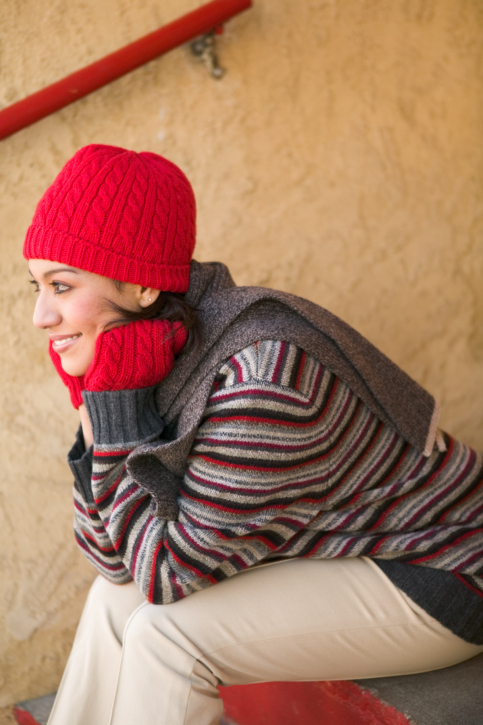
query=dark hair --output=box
[107,281,201,355]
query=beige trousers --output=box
[48,557,483,725]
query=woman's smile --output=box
[50,333,82,352]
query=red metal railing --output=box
[0,0,252,141]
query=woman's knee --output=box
[83,576,146,635]
[87,576,135,607]
[122,600,198,656]
[123,601,169,641]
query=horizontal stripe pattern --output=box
[73,484,133,581]
[72,340,483,604]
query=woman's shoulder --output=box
[212,340,333,399]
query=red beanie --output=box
[23,144,196,293]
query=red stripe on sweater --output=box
[194,431,332,453]
[404,447,474,529]
[177,524,226,562]
[149,540,164,602]
[294,351,306,391]
[112,483,139,513]
[408,530,479,564]
[340,428,400,503]
[438,458,483,522]
[272,341,286,383]
[75,535,126,571]
[94,448,133,458]
[82,530,118,553]
[186,467,330,496]
[182,491,287,514]
[368,438,455,531]
[453,548,483,573]
[164,537,218,582]
[94,469,125,504]
[195,450,331,473]
[455,572,483,598]
[112,497,148,550]
[132,515,154,574]
[232,355,244,383]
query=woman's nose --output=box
[32,293,62,329]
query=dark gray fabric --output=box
[83,386,164,447]
[78,387,179,518]
[68,426,94,503]
[127,260,437,509]
[127,453,182,520]
[374,560,483,645]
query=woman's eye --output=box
[28,279,70,294]
[52,282,70,294]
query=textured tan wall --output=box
[0,0,482,706]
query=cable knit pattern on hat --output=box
[23,144,196,292]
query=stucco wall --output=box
[1,0,482,706]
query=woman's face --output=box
[29,259,143,376]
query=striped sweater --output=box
[69,340,483,642]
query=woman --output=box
[24,144,483,725]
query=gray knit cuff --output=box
[82,386,165,448]
[68,425,94,503]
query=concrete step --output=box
[220,653,483,725]
[14,652,483,725]
[13,694,55,725]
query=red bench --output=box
[14,652,483,725]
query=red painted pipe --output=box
[0,0,252,141]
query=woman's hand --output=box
[78,403,94,449]
[83,319,187,392]
[49,341,85,409]
[50,319,186,404]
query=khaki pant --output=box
[48,557,483,725]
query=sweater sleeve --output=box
[68,425,133,584]
[73,338,483,607]
[68,387,166,586]
[77,341,334,603]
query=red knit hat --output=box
[23,144,196,292]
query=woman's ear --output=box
[138,287,162,308]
